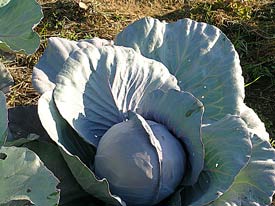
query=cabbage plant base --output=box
[1,17,275,206]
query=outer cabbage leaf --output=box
[115,17,244,123]
[0,62,13,93]
[210,134,275,206]
[0,146,60,205]
[170,115,252,206]
[38,91,124,205]
[32,37,113,94]
[0,0,43,54]
[53,45,179,147]
[24,141,100,206]
[6,105,103,205]
[59,146,125,206]
[0,91,7,147]
[240,104,269,141]
[137,89,204,185]
[38,91,95,166]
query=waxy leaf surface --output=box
[115,17,244,123]
[210,134,275,206]
[180,115,252,205]
[0,0,43,54]
[54,45,178,147]
[0,146,60,205]
[32,37,112,93]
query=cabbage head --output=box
[32,17,275,206]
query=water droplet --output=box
[187,59,191,62]
[179,80,182,84]
[236,128,240,131]
[94,135,98,138]
[216,191,223,196]
[203,86,207,89]
[201,96,205,99]
[215,163,219,167]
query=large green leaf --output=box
[0,0,43,54]
[24,141,99,206]
[115,17,244,123]
[0,146,60,205]
[6,105,103,205]
[176,115,252,206]
[32,37,112,94]
[53,45,179,147]
[240,104,269,141]
[209,134,275,206]
[0,91,7,147]
[38,91,96,167]
[137,89,204,185]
